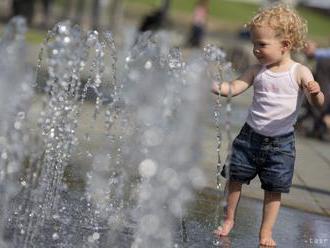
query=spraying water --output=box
[0,17,36,247]
[0,18,234,247]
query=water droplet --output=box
[52,232,59,240]
[144,60,152,69]
[63,36,71,44]
[203,44,226,62]
[52,214,59,220]
[213,239,220,246]
[139,159,157,178]
[1,152,8,160]
[58,24,68,34]
[92,232,100,240]
[14,121,22,130]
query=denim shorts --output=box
[221,123,296,193]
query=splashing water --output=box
[0,17,36,247]
[203,44,234,232]
[0,18,234,247]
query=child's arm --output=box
[298,65,324,108]
[211,65,258,97]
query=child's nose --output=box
[254,48,260,55]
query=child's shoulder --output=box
[293,63,314,87]
[295,63,312,73]
[285,60,310,72]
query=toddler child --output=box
[211,4,324,247]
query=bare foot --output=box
[213,220,234,236]
[259,231,276,247]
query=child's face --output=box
[251,26,288,66]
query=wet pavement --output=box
[184,189,330,248]
[6,186,330,248]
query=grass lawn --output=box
[25,29,46,44]
[0,24,45,44]
[126,0,330,43]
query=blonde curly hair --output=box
[247,4,308,51]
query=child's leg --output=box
[259,191,281,247]
[214,181,242,236]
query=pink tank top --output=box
[246,63,304,137]
[193,6,207,25]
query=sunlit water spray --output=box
[203,44,234,246]
[0,17,36,247]
[0,18,235,247]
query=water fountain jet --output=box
[0,18,229,248]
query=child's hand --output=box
[304,81,321,95]
[303,80,324,108]
[212,81,220,94]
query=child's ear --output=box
[281,40,291,51]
